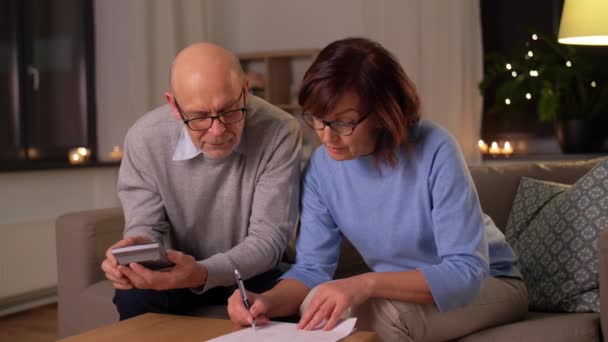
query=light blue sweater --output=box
[282,120,521,312]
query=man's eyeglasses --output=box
[301,113,369,136]
[175,89,247,131]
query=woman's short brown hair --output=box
[299,37,420,168]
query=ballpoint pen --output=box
[234,269,257,330]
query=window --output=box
[480,0,563,147]
[480,0,608,157]
[0,0,96,170]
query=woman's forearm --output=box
[360,270,435,304]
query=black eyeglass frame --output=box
[174,88,247,131]
[300,112,369,136]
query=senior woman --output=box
[227,37,527,341]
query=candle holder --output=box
[501,141,514,156]
[68,147,91,165]
[108,146,123,161]
[488,141,501,156]
[27,147,40,160]
[479,140,516,158]
[478,140,489,154]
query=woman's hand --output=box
[227,289,271,327]
[298,275,373,331]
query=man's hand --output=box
[101,235,152,290]
[227,289,271,327]
[119,250,208,291]
[298,275,372,331]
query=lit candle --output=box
[77,147,89,157]
[68,147,90,164]
[489,141,501,155]
[478,140,489,154]
[502,141,514,155]
[69,151,83,165]
[27,147,40,159]
[108,146,123,161]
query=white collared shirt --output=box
[172,126,201,161]
[171,126,246,161]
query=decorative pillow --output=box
[505,160,608,313]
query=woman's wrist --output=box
[355,272,376,300]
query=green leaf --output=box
[538,82,557,122]
[480,31,608,123]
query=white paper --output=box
[206,318,357,342]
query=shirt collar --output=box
[172,126,247,161]
[172,126,201,161]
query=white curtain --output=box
[363,0,483,163]
[95,0,209,161]
[95,0,483,163]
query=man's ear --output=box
[164,92,182,121]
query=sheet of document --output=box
[206,318,357,342]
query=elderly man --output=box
[100,43,301,320]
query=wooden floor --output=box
[0,304,58,342]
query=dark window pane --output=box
[1,0,95,170]
[0,0,21,163]
[25,0,91,161]
[480,0,563,139]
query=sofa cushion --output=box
[458,312,600,342]
[505,160,608,312]
[469,158,605,232]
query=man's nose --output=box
[208,118,226,135]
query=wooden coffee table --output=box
[58,313,379,341]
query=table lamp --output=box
[558,0,608,45]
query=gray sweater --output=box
[118,96,301,292]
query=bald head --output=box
[170,43,244,104]
[166,43,248,159]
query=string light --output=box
[506,63,512,70]
[566,61,572,67]
[532,34,538,40]
[511,71,518,78]
[591,81,597,87]
[525,93,532,100]
[527,51,534,58]
[529,70,539,77]
[505,98,511,105]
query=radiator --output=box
[0,167,120,316]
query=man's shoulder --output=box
[124,105,181,161]
[247,96,298,128]
[246,96,300,143]
[126,105,180,141]
[129,105,176,132]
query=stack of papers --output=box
[207,318,357,342]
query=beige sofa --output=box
[56,158,608,340]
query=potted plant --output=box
[479,32,608,153]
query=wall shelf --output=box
[238,49,319,114]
